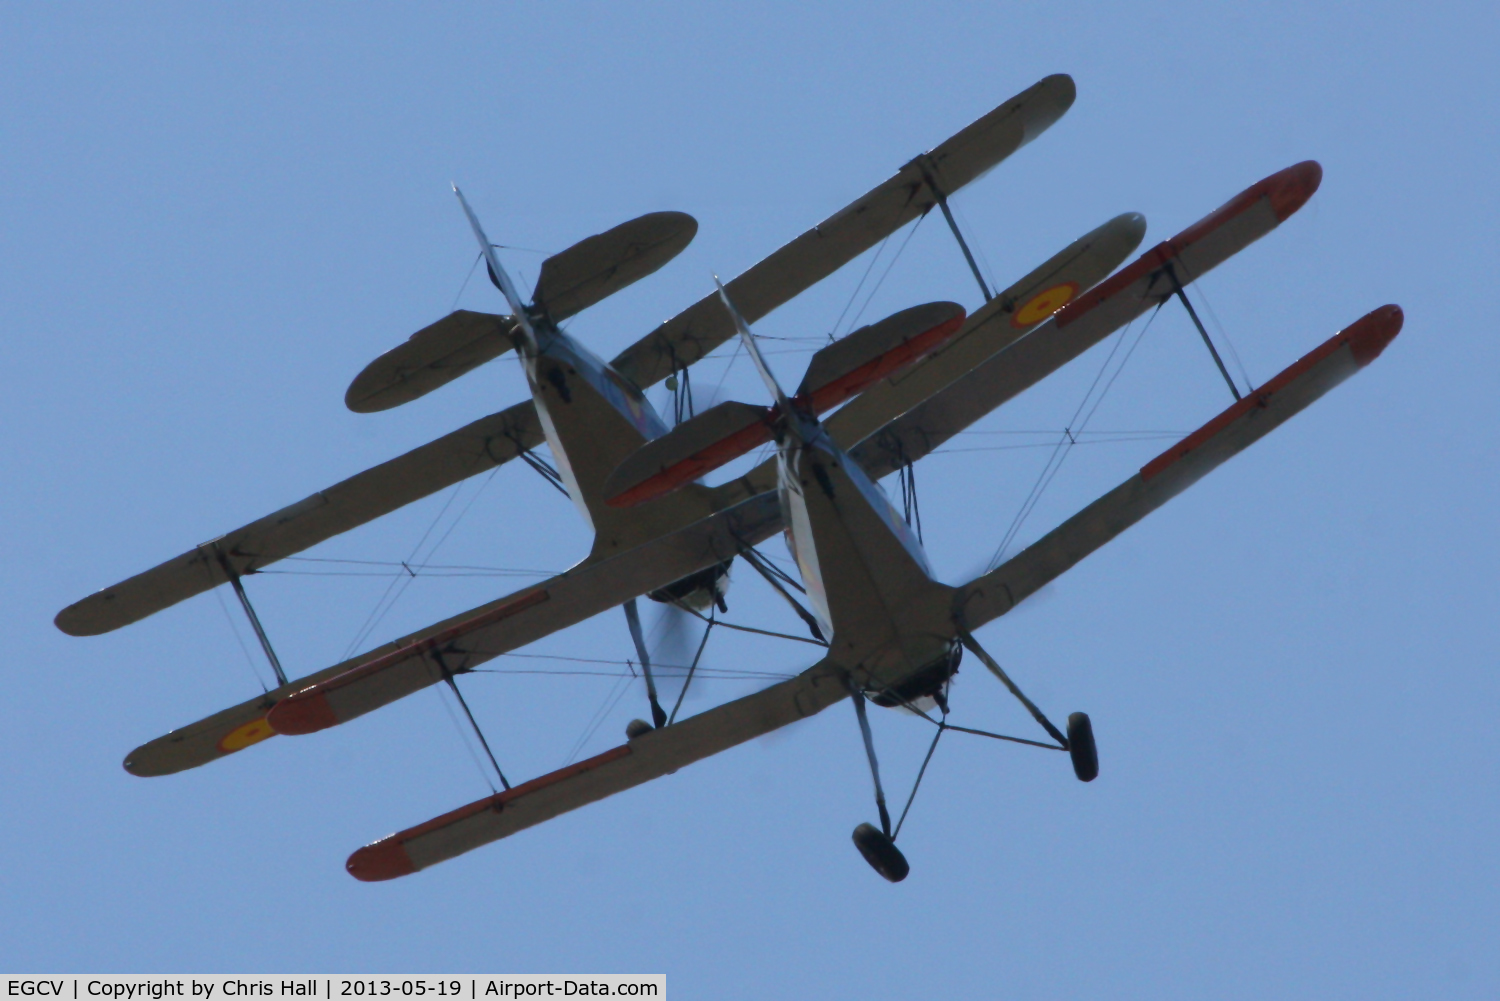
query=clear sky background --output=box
[3,2,1497,996]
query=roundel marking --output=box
[218,716,276,754]
[1012,282,1080,328]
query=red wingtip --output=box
[1267,160,1322,220]
[1347,304,1404,366]
[1171,160,1323,250]
[266,691,338,735]
[347,838,416,881]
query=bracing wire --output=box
[449,251,484,312]
[341,464,502,659]
[828,231,894,342]
[843,212,927,336]
[985,307,1160,572]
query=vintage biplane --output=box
[53,72,1393,884]
[58,72,1127,769]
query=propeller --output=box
[622,595,711,732]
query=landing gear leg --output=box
[957,626,1099,783]
[623,599,668,729]
[848,681,910,882]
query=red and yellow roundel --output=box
[1012,282,1079,328]
[217,715,276,754]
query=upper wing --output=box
[608,74,1076,390]
[849,162,1323,479]
[346,657,849,881]
[955,304,1402,630]
[55,400,545,636]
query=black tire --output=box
[625,719,654,740]
[852,822,910,883]
[1067,712,1098,782]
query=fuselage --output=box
[520,315,729,607]
[774,410,958,701]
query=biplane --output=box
[52,72,1401,883]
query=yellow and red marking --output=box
[1012,282,1079,328]
[217,715,276,754]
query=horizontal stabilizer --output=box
[957,304,1403,632]
[533,212,698,323]
[796,301,966,411]
[602,401,774,510]
[346,659,849,880]
[345,310,517,413]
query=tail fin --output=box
[453,184,537,349]
[715,277,792,412]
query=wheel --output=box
[1067,711,1098,782]
[625,718,654,740]
[852,822,910,883]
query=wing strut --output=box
[1163,261,1243,401]
[916,155,993,303]
[208,543,288,688]
[435,650,512,791]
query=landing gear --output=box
[625,719,653,740]
[847,681,921,883]
[852,822,909,883]
[957,627,1100,783]
[1067,712,1098,782]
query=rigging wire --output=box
[341,464,502,660]
[449,251,484,312]
[843,212,927,336]
[828,231,895,342]
[518,447,569,497]
[931,432,1181,455]
[984,307,1159,573]
[563,670,634,766]
[675,605,828,646]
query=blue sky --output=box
[3,2,1497,996]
